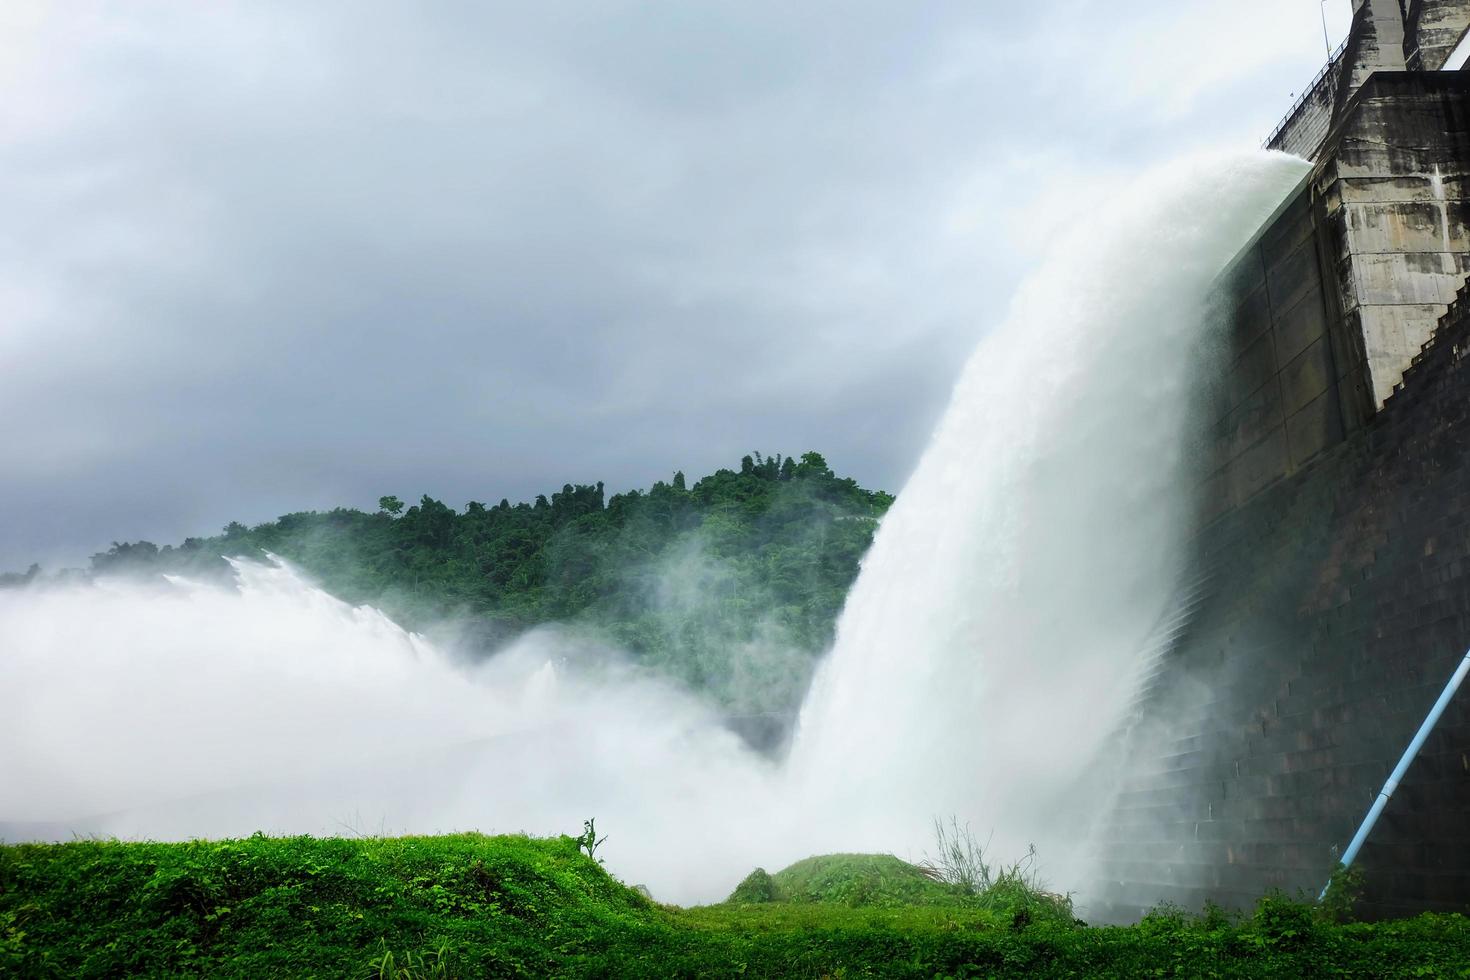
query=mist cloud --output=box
[0,558,792,904]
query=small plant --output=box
[1318,861,1366,922]
[1139,901,1189,934]
[1252,891,1318,948]
[729,868,781,904]
[576,818,607,862]
[919,820,1074,924]
[919,817,993,894]
[1197,900,1235,930]
[369,943,452,980]
[0,910,26,971]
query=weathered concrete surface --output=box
[1406,0,1470,70]
[1345,0,1408,93]
[1207,73,1470,518]
[1090,279,1470,922]
[1325,74,1470,410]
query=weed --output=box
[729,868,781,904]
[1318,861,1367,923]
[920,816,993,894]
[917,819,1074,924]
[370,942,453,979]
[576,818,607,863]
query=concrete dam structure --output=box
[1094,0,1470,919]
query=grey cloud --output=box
[0,0,1350,568]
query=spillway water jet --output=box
[787,150,1310,878]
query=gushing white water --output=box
[789,151,1308,873]
[0,151,1306,904]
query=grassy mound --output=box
[730,853,963,907]
[0,832,655,977]
[4,833,1470,977]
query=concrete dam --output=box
[1094,0,1470,919]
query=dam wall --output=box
[1095,69,1470,920]
[1207,72,1470,520]
[1093,274,1470,920]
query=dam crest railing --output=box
[1264,36,1350,151]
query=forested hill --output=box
[36,452,893,715]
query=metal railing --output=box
[1263,36,1350,149]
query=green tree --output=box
[47,452,893,716]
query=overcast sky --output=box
[1,1,1355,569]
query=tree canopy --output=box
[64,452,893,715]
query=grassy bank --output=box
[2,833,1467,977]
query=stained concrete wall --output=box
[1325,74,1470,406]
[1091,279,1470,921]
[1406,0,1470,69]
[1207,73,1470,518]
[1345,0,1408,93]
[1202,185,1356,522]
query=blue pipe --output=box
[1320,646,1470,901]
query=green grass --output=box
[3,833,1469,977]
[751,853,965,907]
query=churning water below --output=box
[0,151,1307,905]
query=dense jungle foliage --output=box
[14,452,892,713]
[3,833,1465,978]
